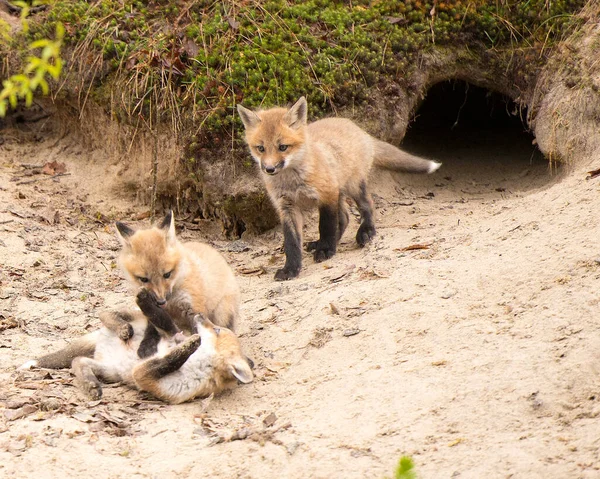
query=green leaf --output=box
[0,101,6,118]
[47,62,61,79]
[395,456,416,479]
[38,78,49,95]
[11,74,29,84]
[41,45,53,61]
[29,39,51,49]
[55,22,65,40]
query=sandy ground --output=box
[1,116,599,479]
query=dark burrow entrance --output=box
[400,80,560,196]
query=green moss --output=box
[27,0,585,129]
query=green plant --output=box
[393,456,417,479]
[0,3,64,117]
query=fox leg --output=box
[171,300,199,334]
[136,289,180,358]
[312,201,339,262]
[352,180,376,247]
[136,289,179,335]
[98,310,135,342]
[72,357,123,400]
[337,193,350,242]
[307,194,349,251]
[210,296,239,330]
[132,335,201,399]
[274,201,303,281]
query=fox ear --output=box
[159,210,177,244]
[115,222,134,248]
[229,359,253,384]
[284,96,307,129]
[237,104,261,130]
[245,356,255,369]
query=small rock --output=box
[227,240,251,253]
[441,289,457,299]
[343,328,360,337]
[286,441,301,455]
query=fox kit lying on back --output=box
[115,211,240,335]
[22,291,253,404]
[237,97,441,280]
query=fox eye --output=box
[256,145,265,153]
[278,144,288,152]
[138,277,149,283]
[214,328,221,336]
[163,271,172,279]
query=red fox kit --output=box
[21,293,253,404]
[237,97,441,280]
[115,211,241,333]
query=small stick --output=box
[19,163,43,169]
[16,173,71,185]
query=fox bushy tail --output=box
[373,139,441,174]
[19,332,99,370]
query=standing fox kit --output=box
[237,97,441,280]
[115,211,240,333]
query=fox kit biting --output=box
[115,211,241,332]
[237,97,441,280]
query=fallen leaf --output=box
[238,266,265,276]
[227,17,240,30]
[397,243,432,251]
[0,316,18,331]
[41,161,67,176]
[182,38,199,58]
[329,264,355,283]
[358,267,390,279]
[263,412,277,428]
[587,167,600,179]
[4,405,37,421]
[4,399,31,409]
[448,438,465,447]
[71,411,101,423]
[386,16,407,25]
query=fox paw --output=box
[75,378,103,401]
[136,289,158,311]
[118,323,134,342]
[305,241,318,252]
[274,267,300,281]
[313,245,336,263]
[356,224,376,247]
[180,334,201,354]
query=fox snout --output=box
[141,285,171,307]
[261,160,286,175]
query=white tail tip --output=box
[428,161,442,174]
[18,360,38,370]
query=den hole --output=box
[400,80,561,196]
